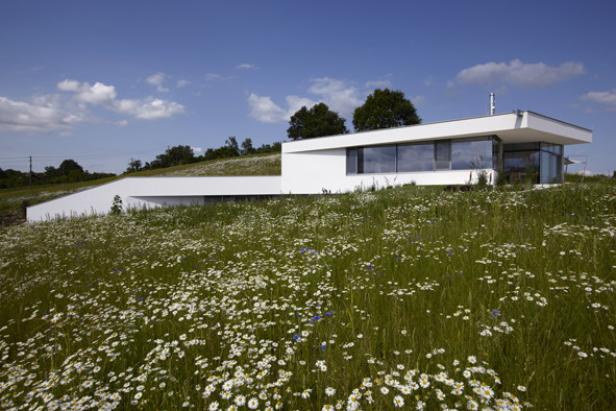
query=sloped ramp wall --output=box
[26,176,282,222]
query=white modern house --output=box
[26,109,591,222]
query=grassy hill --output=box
[0,181,615,409]
[0,153,281,226]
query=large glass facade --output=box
[502,143,563,184]
[346,136,499,175]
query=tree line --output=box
[125,138,281,173]
[0,159,115,189]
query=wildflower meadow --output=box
[0,182,615,410]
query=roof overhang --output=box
[282,111,592,153]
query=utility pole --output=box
[29,156,32,186]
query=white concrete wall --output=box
[27,176,282,222]
[281,148,495,194]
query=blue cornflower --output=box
[292,334,301,343]
[490,308,502,318]
[324,311,334,317]
[298,247,318,255]
[310,315,321,322]
[320,342,327,352]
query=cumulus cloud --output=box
[58,78,184,120]
[113,98,184,120]
[455,59,585,87]
[58,79,117,104]
[247,94,287,123]
[248,77,364,123]
[0,95,84,132]
[581,89,616,110]
[1,78,185,132]
[145,72,169,92]
[176,79,190,88]
[237,63,257,70]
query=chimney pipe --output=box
[489,92,496,115]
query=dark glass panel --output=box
[434,140,451,170]
[362,146,396,173]
[503,151,540,184]
[451,139,493,170]
[346,148,358,174]
[397,143,434,172]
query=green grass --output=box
[0,153,281,226]
[0,181,614,410]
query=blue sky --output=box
[1,0,614,174]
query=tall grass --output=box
[0,182,614,410]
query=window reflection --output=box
[397,143,433,172]
[362,146,396,173]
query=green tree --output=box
[225,137,240,155]
[126,158,142,173]
[287,103,347,140]
[241,138,255,155]
[58,159,84,175]
[352,89,421,131]
[150,145,195,168]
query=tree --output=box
[126,158,142,173]
[241,138,255,155]
[150,145,195,168]
[287,103,348,140]
[225,136,240,155]
[58,159,84,175]
[352,88,421,131]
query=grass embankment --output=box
[0,153,281,226]
[0,182,615,410]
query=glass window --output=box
[362,146,396,173]
[503,151,540,184]
[346,148,358,174]
[397,143,434,172]
[540,151,562,184]
[435,140,451,170]
[451,139,493,170]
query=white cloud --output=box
[146,72,169,92]
[176,79,190,88]
[191,146,203,153]
[57,79,117,104]
[113,98,184,120]
[248,77,365,123]
[247,93,319,123]
[455,59,585,87]
[247,93,287,123]
[308,77,362,116]
[581,89,616,110]
[365,79,392,89]
[0,95,84,132]
[57,78,184,121]
[237,63,257,70]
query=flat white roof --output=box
[282,111,592,153]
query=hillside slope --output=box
[1,182,615,409]
[0,153,281,225]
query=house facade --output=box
[26,110,591,222]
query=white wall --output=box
[27,176,282,222]
[281,148,495,194]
